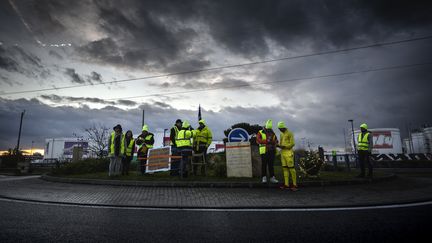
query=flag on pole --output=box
[198,104,202,121]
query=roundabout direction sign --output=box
[228,128,249,142]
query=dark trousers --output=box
[358,150,373,176]
[261,151,275,177]
[170,146,180,176]
[121,156,132,175]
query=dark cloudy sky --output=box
[1,0,431,151]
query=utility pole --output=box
[15,110,25,154]
[348,119,357,165]
[142,110,145,127]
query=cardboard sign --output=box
[146,146,171,173]
[225,142,252,178]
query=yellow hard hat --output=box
[199,119,206,125]
[182,121,190,128]
[265,119,273,129]
[277,121,286,129]
[360,123,368,129]
[142,124,149,131]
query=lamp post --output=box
[348,119,357,166]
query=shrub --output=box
[51,158,110,175]
[208,153,227,177]
[298,151,324,178]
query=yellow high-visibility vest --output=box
[358,132,370,151]
[125,138,135,156]
[109,132,125,156]
[176,130,192,147]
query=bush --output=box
[51,158,110,175]
[298,151,324,178]
[0,154,25,168]
[208,153,226,177]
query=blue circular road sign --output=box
[228,128,249,142]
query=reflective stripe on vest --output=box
[125,138,135,156]
[195,127,210,144]
[176,130,192,147]
[110,132,125,155]
[358,132,370,151]
[258,130,267,155]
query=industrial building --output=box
[403,127,432,154]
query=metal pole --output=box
[16,110,25,154]
[31,141,34,155]
[142,110,145,127]
[348,119,357,165]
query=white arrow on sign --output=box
[230,133,247,141]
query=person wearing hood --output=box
[136,124,154,175]
[108,124,125,177]
[176,121,193,178]
[122,130,135,176]
[357,123,373,178]
[277,121,297,191]
[193,119,213,175]
[256,119,279,184]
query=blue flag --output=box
[198,104,202,121]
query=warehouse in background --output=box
[403,126,432,154]
[44,138,89,162]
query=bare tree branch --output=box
[85,123,110,158]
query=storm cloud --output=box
[1,0,432,152]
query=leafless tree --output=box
[85,124,110,158]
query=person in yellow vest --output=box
[122,130,135,176]
[256,119,279,184]
[108,124,125,177]
[193,119,213,175]
[357,123,373,178]
[169,119,182,176]
[276,121,297,191]
[136,124,154,175]
[176,121,193,178]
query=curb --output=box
[41,173,397,188]
[1,194,431,210]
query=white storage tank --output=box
[353,128,402,154]
[423,127,432,153]
[403,138,412,154]
[411,132,426,153]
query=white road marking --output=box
[0,196,431,212]
[0,175,40,181]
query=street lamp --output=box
[348,119,357,165]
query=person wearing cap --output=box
[108,124,125,177]
[122,130,135,176]
[136,124,155,175]
[256,119,279,184]
[169,119,183,176]
[276,121,297,191]
[176,121,193,178]
[357,123,373,178]
[193,119,213,175]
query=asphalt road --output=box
[0,199,430,243]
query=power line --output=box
[2,60,431,109]
[104,61,432,101]
[2,35,432,96]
